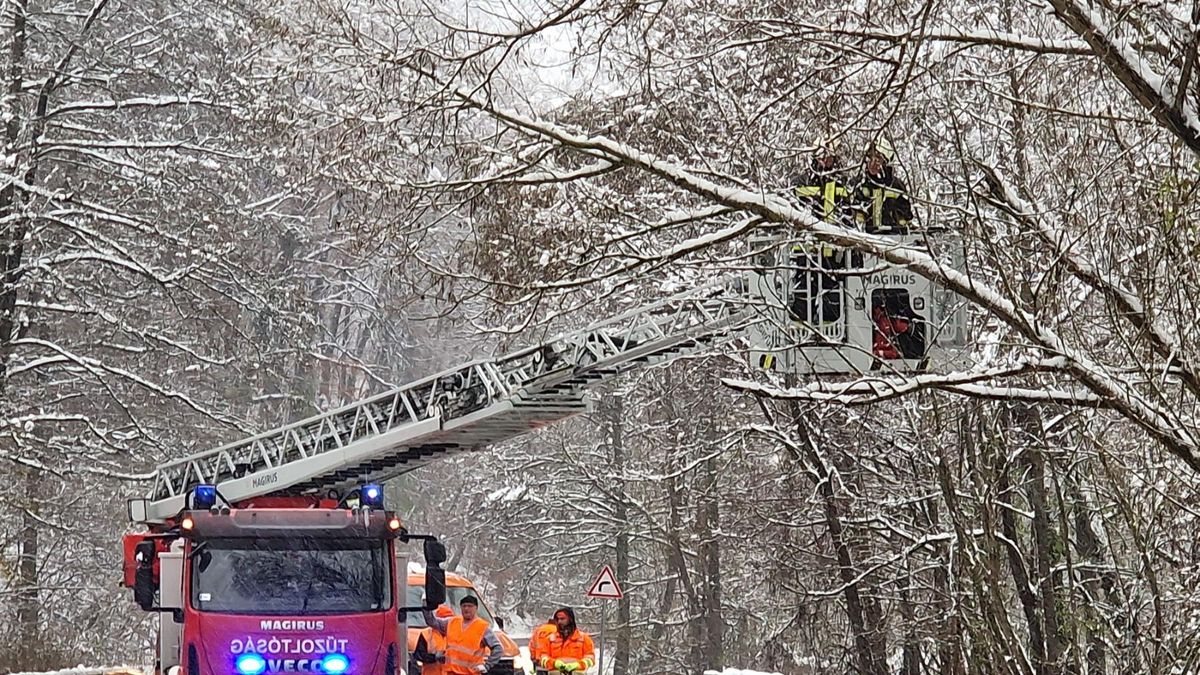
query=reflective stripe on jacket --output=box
[794,178,852,221]
[542,629,596,671]
[854,170,913,233]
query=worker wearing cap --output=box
[854,138,914,234]
[529,614,558,674]
[422,595,503,674]
[412,605,455,675]
[537,607,595,673]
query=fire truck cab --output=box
[124,485,452,675]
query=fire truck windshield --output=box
[191,538,391,615]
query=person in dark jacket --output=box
[854,139,914,234]
[791,146,854,225]
[788,146,855,328]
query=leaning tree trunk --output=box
[789,405,887,674]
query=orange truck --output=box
[405,571,528,675]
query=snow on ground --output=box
[6,669,142,675]
[6,664,783,675]
[704,670,784,675]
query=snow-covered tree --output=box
[281,0,1200,672]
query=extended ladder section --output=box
[132,279,758,523]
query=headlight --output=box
[320,654,350,674]
[236,654,267,675]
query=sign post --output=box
[586,565,623,674]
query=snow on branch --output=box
[28,249,201,287]
[10,337,241,428]
[421,156,618,190]
[979,162,1200,401]
[38,138,250,160]
[724,373,1108,409]
[780,21,1093,55]
[506,159,618,185]
[76,466,155,481]
[425,73,1200,469]
[13,298,235,366]
[46,96,220,118]
[1046,0,1200,155]
[1,412,123,450]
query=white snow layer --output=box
[7,669,142,675]
[704,670,784,675]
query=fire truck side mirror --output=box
[423,568,446,609]
[133,540,157,611]
[424,539,447,565]
[423,538,447,609]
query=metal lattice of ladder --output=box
[133,278,757,523]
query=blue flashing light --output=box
[194,484,217,510]
[361,484,383,508]
[321,654,350,675]
[236,654,267,675]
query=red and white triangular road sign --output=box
[586,564,624,599]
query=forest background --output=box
[1,0,1199,673]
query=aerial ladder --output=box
[127,277,756,525]
[130,235,968,525]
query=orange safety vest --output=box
[420,627,448,675]
[543,629,595,671]
[444,617,489,675]
[529,623,556,666]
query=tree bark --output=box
[996,458,1047,669]
[2,4,34,660]
[699,453,723,670]
[0,0,30,382]
[900,559,920,675]
[16,468,40,664]
[601,393,632,675]
[1029,445,1066,675]
[1068,479,1108,675]
[928,498,965,675]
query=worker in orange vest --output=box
[537,607,595,673]
[529,614,558,674]
[423,595,503,674]
[412,605,455,675]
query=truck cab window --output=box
[192,538,390,615]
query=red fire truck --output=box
[121,262,964,675]
[122,280,755,675]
